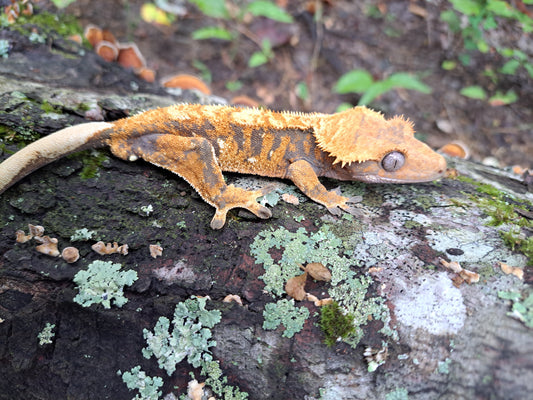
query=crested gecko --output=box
[0,104,446,229]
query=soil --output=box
[54,0,533,169]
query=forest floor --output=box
[43,0,533,168]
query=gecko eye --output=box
[381,151,405,172]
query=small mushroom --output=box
[92,241,128,255]
[440,258,479,285]
[498,261,524,280]
[35,236,60,257]
[231,95,260,108]
[28,224,44,238]
[223,294,243,305]
[61,247,80,263]
[84,24,103,47]
[281,193,300,205]
[438,142,469,159]
[95,40,119,62]
[187,379,205,400]
[161,74,211,95]
[136,67,156,83]
[117,42,146,69]
[285,272,307,301]
[149,244,163,259]
[15,230,32,243]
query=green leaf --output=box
[333,69,374,94]
[524,63,533,78]
[248,51,269,67]
[246,1,293,23]
[441,60,457,70]
[386,72,432,94]
[486,0,515,17]
[51,0,77,8]
[489,90,518,105]
[460,85,487,99]
[335,102,354,112]
[440,10,461,32]
[295,81,309,101]
[357,81,392,105]
[449,0,482,15]
[500,59,520,75]
[188,0,229,19]
[192,26,234,40]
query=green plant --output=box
[185,0,293,68]
[0,40,10,58]
[441,0,533,77]
[333,69,432,106]
[319,301,355,346]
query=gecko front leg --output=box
[287,159,361,216]
[111,134,272,229]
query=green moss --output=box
[77,150,109,179]
[14,11,83,40]
[319,301,355,346]
[40,100,62,114]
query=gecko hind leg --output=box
[118,134,272,229]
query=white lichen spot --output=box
[393,272,466,335]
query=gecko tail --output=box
[0,121,114,194]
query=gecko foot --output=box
[210,185,273,229]
[326,194,363,217]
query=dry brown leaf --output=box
[285,272,307,301]
[304,262,331,281]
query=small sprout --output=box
[187,379,205,400]
[281,193,299,205]
[61,246,80,263]
[223,294,243,306]
[364,344,388,372]
[440,258,479,286]
[28,224,44,237]
[92,241,129,255]
[15,230,32,243]
[285,272,307,301]
[300,262,332,282]
[140,204,154,216]
[35,236,60,257]
[149,244,163,259]
[498,261,524,280]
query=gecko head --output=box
[315,106,447,183]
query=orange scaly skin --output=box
[0,104,447,229]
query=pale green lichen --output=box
[200,360,249,400]
[498,290,533,328]
[142,296,222,375]
[73,260,137,309]
[437,358,452,374]
[120,366,163,400]
[70,228,96,241]
[37,322,55,346]
[385,387,409,400]
[263,299,310,338]
[251,225,397,348]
